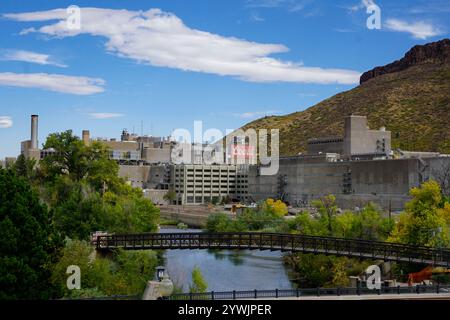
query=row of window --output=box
[184,169,237,172]
[177,186,235,189]
[308,139,343,145]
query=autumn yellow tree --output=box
[263,198,288,217]
[388,180,450,247]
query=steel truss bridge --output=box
[95,232,450,267]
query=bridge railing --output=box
[170,285,450,300]
[95,232,450,267]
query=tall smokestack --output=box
[31,115,38,149]
[82,130,90,146]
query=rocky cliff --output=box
[360,39,450,84]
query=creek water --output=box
[160,228,295,292]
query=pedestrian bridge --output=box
[94,232,450,267]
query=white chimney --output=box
[31,115,38,149]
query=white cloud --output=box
[246,0,286,8]
[250,12,265,22]
[348,0,377,12]
[0,116,13,128]
[346,2,444,40]
[0,72,105,95]
[0,49,67,67]
[233,110,281,119]
[246,0,311,12]
[385,19,444,39]
[87,112,125,119]
[298,92,317,97]
[4,7,360,85]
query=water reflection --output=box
[160,228,294,292]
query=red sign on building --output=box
[231,145,255,159]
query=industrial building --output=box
[307,115,391,159]
[20,114,57,161]
[249,115,450,211]
[14,114,450,211]
[85,129,173,165]
[171,164,246,205]
[249,155,432,211]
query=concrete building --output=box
[250,155,450,211]
[81,129,174,190]
[143,189,170,206]
[249,156,410,211]
[116,161,248,206]
[307,115,391,159]
[118,164,171,190]
[171,164,241,205]
[119,164,152,188]
[248,115,449,211]
[91,129,173,165]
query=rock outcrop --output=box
[360,39,450,84]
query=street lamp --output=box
[143,267,174,300]
[155,267,174,299]
[156,266,165,282]
[158,274,174,299]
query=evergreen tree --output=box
[0,169,62,299]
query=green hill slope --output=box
[239,39,450,156]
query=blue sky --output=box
[0,0,449,158]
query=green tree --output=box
[53,185,105,240]
[112,249,159,295]
[288,212,326,236]
[357,203,393,241]
[41,130,88,182]
[334,203,394,241]
[189,266,208,294]
[312,195,338,235]
[50,239,94,297]
[329,260,350,288]
[101,190,159,234]
[237,208,283,231]
[206,213,233,232]
[84,142,123,193]
[51,240,158,298]
[52,186,159,240]
[334,212,358,239]
[163,188,177,204]
[38,131,159,240]
[11,154,37,183]
[41,131,122,193]
[0,169,62,299]
[284,254,334,288]
[388,180,450,247]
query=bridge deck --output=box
[95,232,450,267]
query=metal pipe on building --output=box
[31,115,38,149]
